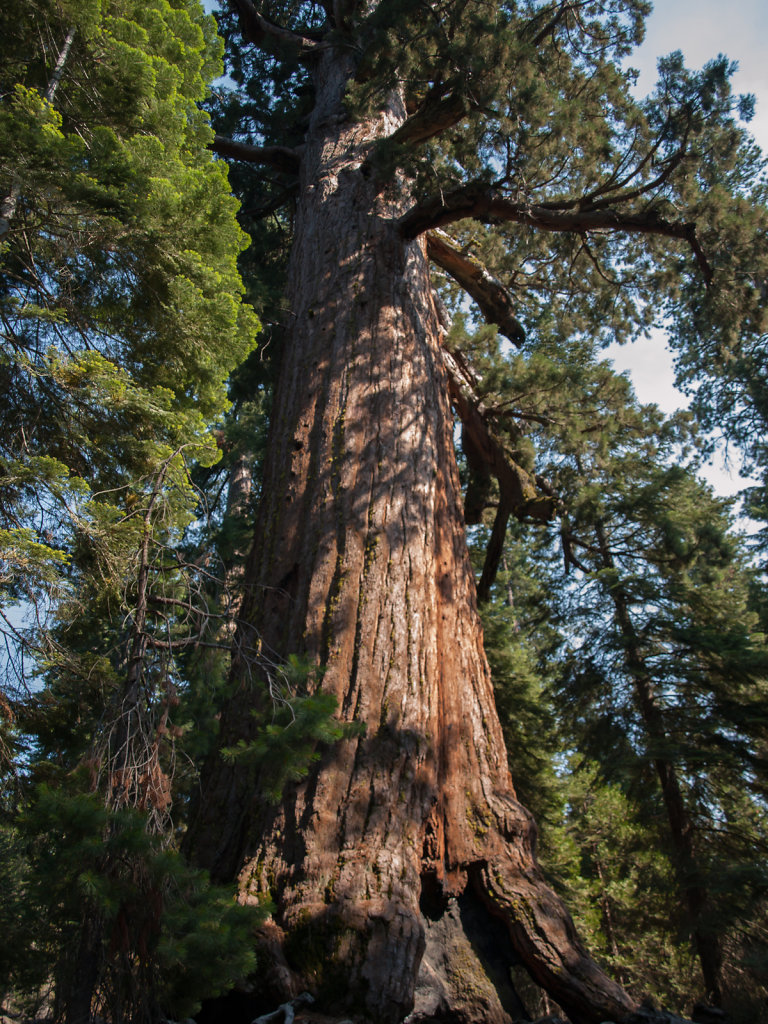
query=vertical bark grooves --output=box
[188,46,636,1024]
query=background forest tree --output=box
[0,1,262,1021]
[2,2,768,1024]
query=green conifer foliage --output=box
[0,1,262,1018]
[546,763,700,1010]
[453,308,768,1016]
[550,428,768,1012]
[530,370,768,1014]
[5,786,260,1023]
[475,534,564,831]
[195,2,768,1013]
[0,0,257,786]
[5,0,761,1018]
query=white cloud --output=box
[603,332,686,416]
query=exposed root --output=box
[253,992,315,1024]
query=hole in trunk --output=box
[411,871,533,1023]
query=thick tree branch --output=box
[402,184,713,285]
[389,88,468,148]
[525,0,580,48]
[442,347,554,524]
[212,134,302,175]
[228,0,325,59]
[476,501,512,605]
[442,346,554,599]
[427,229,525,346]
[362,87,469,182]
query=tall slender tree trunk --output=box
[63,910,102,1024]
[593,520,722,1004]
[188,51,635,1024]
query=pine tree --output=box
[529,368,768,1016]
[452,308,768,1018]
[545,762,701,1012]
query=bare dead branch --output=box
[476,501,512,604]
[440,345,554,597]
[427,229,525,346]
[442,346,555,525]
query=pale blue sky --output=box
[606,1,767,494]
[631,0,768,153]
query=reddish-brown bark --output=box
[188,48,637,1024]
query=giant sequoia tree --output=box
[186,2,768,1023]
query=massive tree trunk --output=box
[188,48,635,1024]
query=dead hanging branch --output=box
[427,229,525,346]
[475,500,513,605]
[442,346,553,524]
[441,345,555,601]
[432,288,555,599]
